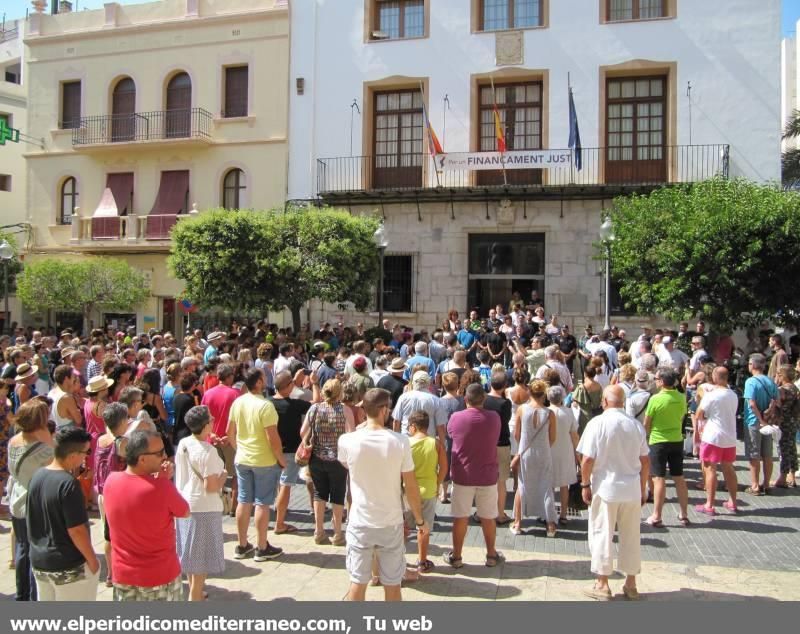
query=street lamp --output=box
[598,217,615,332]
[0,240,14,335]
[372,223,389,328]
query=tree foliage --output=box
[782,109,800,187]
[609,178,800,330]
[16,257,149,333]
[0,230,23,292]
[169,208,381,332]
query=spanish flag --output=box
[421,94,443,157]
[493,103,506,153]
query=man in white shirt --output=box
[656,337,689,374]
[272,343,295,378]
[577,385,649,601]
[586,333,618,371]
[338,388,429,601]
[535,345,573,392]
[694,367,739,515]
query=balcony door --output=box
[373,89,423,189]
[111,77,136,142]
[606,76,666,184]
[165,72,192,138]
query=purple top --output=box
[447,407,500,487]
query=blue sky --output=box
[3,0,800,34]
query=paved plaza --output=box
[0,443,798,602]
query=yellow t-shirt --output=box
[410,436,438,500]
[229,392,279,467]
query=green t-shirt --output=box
[645,388,687,444]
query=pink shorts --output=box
[699,442,736,464]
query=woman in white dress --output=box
[510,379,557,537]
[508,367,531,493]
[547,386,579,525]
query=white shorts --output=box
[451,484,498,519]
[345,524,406,587]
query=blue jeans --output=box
[13,517,36,601]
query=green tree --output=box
[783,109,800,188]
[16,257,150,334]
[608,178,800,330]
[169,208,381,333]
[0,230,24,293]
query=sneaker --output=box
[723,500,738,513]
[254,544,283,561]
[233,542,255,559]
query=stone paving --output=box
[0,443,797,601]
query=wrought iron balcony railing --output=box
[72,108,213,146]
[316,144,730,195]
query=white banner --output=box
[435,149,574,171]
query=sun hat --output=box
[86,375,115,394]
[208,331,225,343]
[14,363,38,382]
[390,358,406,372]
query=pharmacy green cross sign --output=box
[0,118,20,145]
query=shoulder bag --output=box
[295,406,317,467]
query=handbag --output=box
[295,407,316,467]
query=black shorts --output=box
[309,456,348,505]
[649,441,685,478]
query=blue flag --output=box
[568,87,582,171]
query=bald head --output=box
[602,385,625,409]
[712,366,729,386]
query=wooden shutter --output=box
[224,66,248,118]
[61,81,81,129]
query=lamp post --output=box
[0,240,14,335]
[598,217,615,332]
[372,223,389,328]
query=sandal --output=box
[622,585,640,601]
[678,515,691,526]
[485,551,505,568]
[546,525,557,538]
[558,517,569,525]
[509,524,523,536]
[332,534,347,547]
[314,533,331,545]
[583,585,612,601]
[694,504,716,516]
[443,551,464,569]
[274,524,298,535]
[495,515,512,526]
[644,516,664,528]
[723,500,738,513]
[417,559,435,573]
[745,486,764,496]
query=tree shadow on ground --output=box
[633,588,779,602]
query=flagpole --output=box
[419,81,442,188]
[568,73,575,185]
[490,76,508,186]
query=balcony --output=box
[316,144,730,203]
[71,108,213,150]
[67,209,197,252]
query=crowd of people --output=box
[0,300,798,602]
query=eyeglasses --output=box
[141,448,166,457]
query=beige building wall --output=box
[22,0,289,333]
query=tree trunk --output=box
[290,305,302,337]
[82,307,91,337]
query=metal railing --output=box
[316,145,730,194]
[0,27,19,43]
[72,108,213,146]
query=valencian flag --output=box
[493,103,506,153]
[420,86,443,157]
[568,86,583,171]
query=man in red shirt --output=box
[201,364,240,512]
[444,383,503,569]
[103,430,189,601]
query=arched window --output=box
[60,177,78,225]
[222,168,246,209]
[111,77,136,141]
[165,72,192,138]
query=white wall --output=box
[289,0,781,199]
[782,36,796,151]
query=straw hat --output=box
[86,375,115,394]
[389,358,406,372]
[14,363,38,382]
